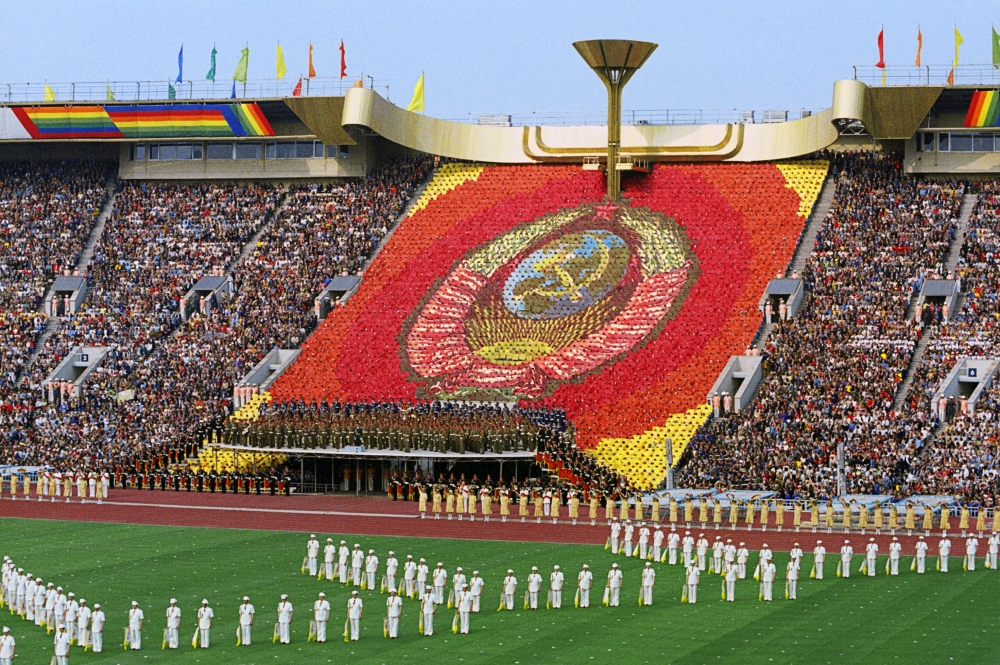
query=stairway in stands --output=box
[755,174,836,349]
[892,191,979,412]
[15,178,118,386]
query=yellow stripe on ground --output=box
[776,160,829,217]
[589,404,713,490]
[408,162,486,215]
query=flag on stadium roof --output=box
[234,47,249,83]
[276,42,286,80]
[292,78,303,97]
[993,26,1000,69]
[407,73,425,113]
[176,45,184,83]
[339,40,346,78]
[44,83,55,101]
[206,46,217,81]
[308,43,317,78]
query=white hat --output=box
[281,594,288,599]
[318,592,325,597]
[369,549,375,553]
[473,570,479,575]
[420,558,426,562]
[311,534,316,538]
[612,563,619,568]
[531,566,538,570]
[202,599,208,604]
[327,538,333,542]
[645,562,652,566]
[351,590,358,595]
[437,562,443,566]
[2,627,7,633]
[407,555,413,559]
[553,565,560,570]
[243,596,249,601]
[57,586,63,591]
[389,551,394,555]
[94,604,100,609]
[461,583,468,589]
[68,592,74,597]
[390,588,398,593]
[341,540,346,544]
[457,566,463,571]
[507,569,514,573]
[131,601,138,606]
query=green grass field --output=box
[1,518,998,664]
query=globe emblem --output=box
[502,230,629,320]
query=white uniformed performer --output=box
[622,521,634,556]
[403,556,417,597]
[433,564,448,605]
[469,571,484,612]
[417,559,430,597]
[915,536,928,573]
[0,626,14,665]
[696,534,709,570]
[638,523,651,560]
[64,592,78,642]
[685,563,700,604]
[386,589,402,638]
[865,538,878,577]
[351,545,364,586]
[452,567,467,606]
[577,565,593,608]
[53,588,67,630]
[420,586,435,636]
[54,623,70,665]
[785,560,798,600]
[33,578,45,627]
[607,564,623,607]
[889,537,902,575]
[610,518,621,555]
[840,540,853,578]
[652,526,665,562]
[939,537,951,573]
[238,597,254,646]
[502,570,517,611]
[77,599,91,649]
[323,539,336,579]
[724,560,737,602]
[965,536,978,571]
[790,543,803,571]
[90,604,104,653]
[128,601,144,650]
[277,595,293,644]
[640,563,655,606]
[736,542,749,579]
[761,561,776,601]
[681,531,695,567]
[667,527,680,565]
[711,537,724,573]
[813,541,826,579]
[457,584,472,634]
[165,599,181,649]
[346,591,363,642]
[549,566,564,609]
[197,600,213,648]
[45,583,56,627]
[306,535,320,577]
[988,533,999,570]
[723,539,736,575]
[338,541,350,584]
[313,592,330,643]
[23,575,35,623]
[365,550,379,590]
[386,552,399,593]
[526,567,542,609]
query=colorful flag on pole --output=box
[876,28,885,68]
[231,80,237,98]
[207,46,217,81]
[915,28,922,67]
[276,42,287,79]
[176,45,184,83]
[407,73,425,112]
[292,78,303,97]
[234,47,249,83]
[106,83,114,101]
[44,83,55,102]
[948,26,963,85]
[308,43,317,78]
[168,83,177,100]
[339,40,347,78]
[993,26,1000,69]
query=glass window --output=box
[938,133,950,152]
[265,142,276,159]
[192,144,203,160]
[950,133,973,152]
[339,145,350,159]
[207,143,233,160]
[236,143,262,160]
[994,134,1000,152]
[975,133,995,152]
[921,133,934,152]
[149,144,159,160]
[135,144,146,161]
[295,141,314,159]
[314,141,324,157]
[326,145,339,158]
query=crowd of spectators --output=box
[2,159,432,476]
[678,151,965,500]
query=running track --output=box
[0,489,976,555]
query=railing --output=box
[429,108,815,127]
[853,64,1000,87]
[0,76,391,103]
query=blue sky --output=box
[0,0,997,114]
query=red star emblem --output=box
[594,202,618,220]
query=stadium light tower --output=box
[573,39,657,201]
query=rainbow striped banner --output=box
[13,103,275,139]
[964,90,1000,127]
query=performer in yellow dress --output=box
[445,488,456,520]
[418,486,428,518]
[669,496,679,524]
[604,492,614,523]
[480,488,492,522]
[432,487,443,518]
[888,503,899,532]
[651,497,660,524]
[858,503,869,532]
[959,505,970,536]
[759,500,770,531]
[775,499,784,531]
[792,501,802,530]
[520,488,530,522]
[713,497,723,528]
[873,502,883,534]
[824,499,835,530]
[745,501,756,531]
[905,501,916,534]
[939,505,951,533]
[922,504,934,533]
[589,491,600,526]
[569,490,580,525]
[727,495,739,528]
[976,506,986,534]
[500,489,510,523]
[698,497,709,525]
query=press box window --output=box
[235,143,263,160]
[920,133,934,152]
[148,143,203,161]
[134,144,146,161]
[206,143,235,160]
